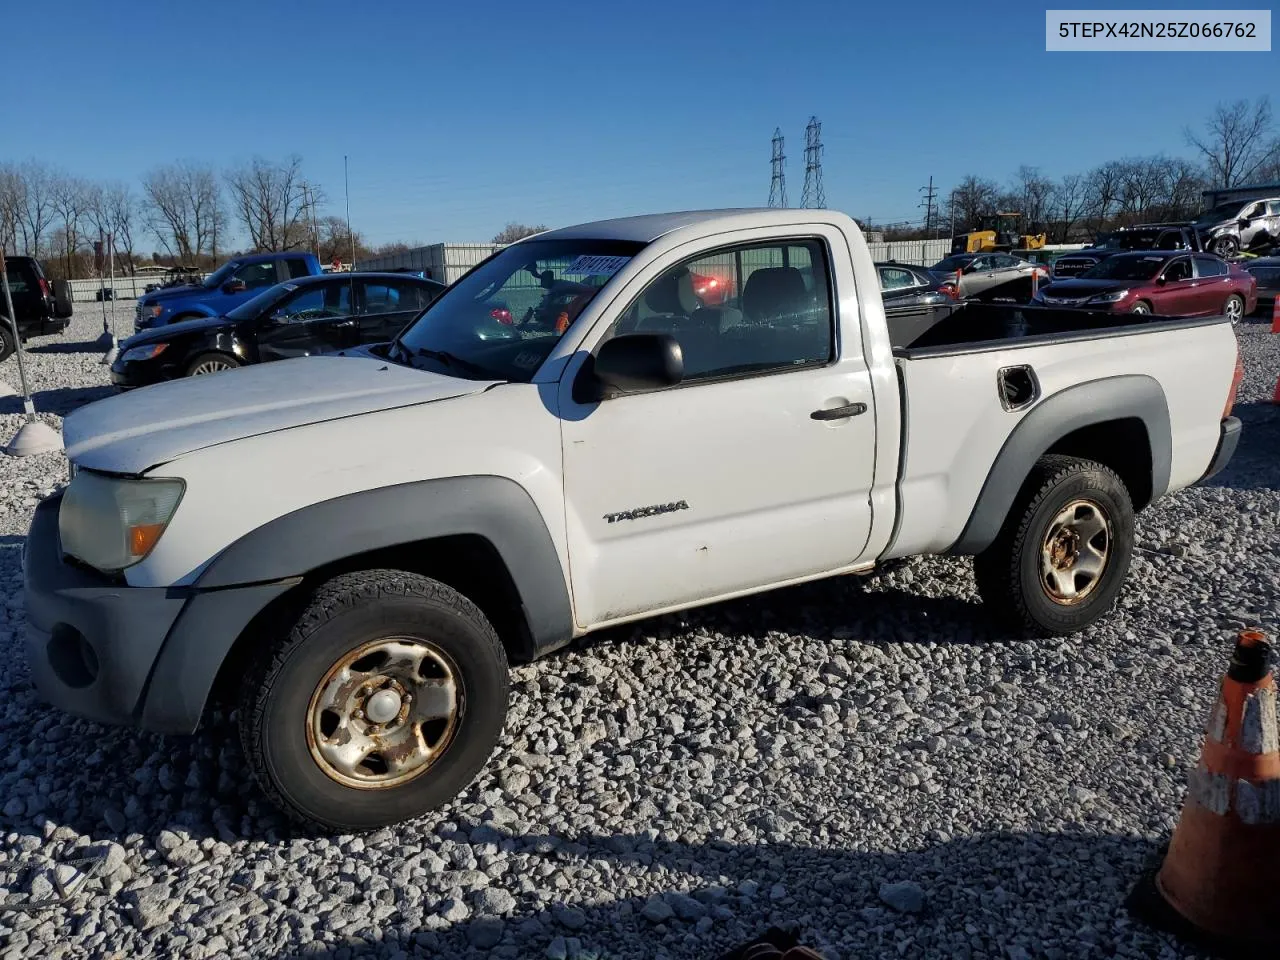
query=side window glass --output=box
[3,268,28,295]
[1194,256,1226,278]
[879,267,917,290]
[285,258,312,279]
[1164,259,1192,282]
[360,282,408,315]
[233,261,278,290]
[608,238,833,384]
[272,287,326,322]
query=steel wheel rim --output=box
[306,637,461,789]
[1040,498,1111,605]
[1225,297,1243,323]
[191,359,233,375]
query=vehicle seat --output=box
[634,270,698,332]
[742,267,808,324]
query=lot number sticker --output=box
[565,255,631,278]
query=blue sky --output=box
[1,0,1274,247]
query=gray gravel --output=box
[0,302,1277,959]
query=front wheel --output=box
[238,570,510,832]
[1224,294,1244,325]
[186,352,240,377]
[973,455,1135,636]
[1129,301,1152,315]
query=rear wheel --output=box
[1224,294,1245,325]
[238,570,510,832]
[1212,235,1239,259]
[185,352,240,377]
[973,455,1135,636]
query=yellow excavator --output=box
[951,212,1047,254]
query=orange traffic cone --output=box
[1128,629,1280,954]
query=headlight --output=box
[149,304,164,317]
[58,471,185,572]
[120,343,168,362]
[1089,289,1130,303]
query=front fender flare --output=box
[140,476,573,733]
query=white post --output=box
[101,233,119,364]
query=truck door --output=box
[557,229,877,627]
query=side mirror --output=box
[223,280,247,294]
[1155,275,1168,285]
[582,333,683,401]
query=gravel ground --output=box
[0,302,1277,960]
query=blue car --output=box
[134,251,324,332]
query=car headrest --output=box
[742,267,807,322]
[644,270,697,316]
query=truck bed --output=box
[883,303,1237,560]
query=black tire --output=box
[238,570,509,832]
[1129,300,1152,315]
[973,455,1135,636]
[52,279,73,318]
[185,352,240,377]
[0,322,13,363]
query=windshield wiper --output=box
[411,347,495,379]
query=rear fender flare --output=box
[946,375,1171,555]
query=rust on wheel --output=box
[306,637,461,789]
[1040,498,1111,605]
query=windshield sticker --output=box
[564,255,631,278]
[511,350,542,369]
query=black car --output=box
[876,261,957,309]
[109,272,445,388]
[1,255,73,361]
[1242,256,1280,313]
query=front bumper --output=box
[24,494,295,734]
[1199,416,1242,483]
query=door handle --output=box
[811,402,867,420]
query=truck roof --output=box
[534,208,851,243]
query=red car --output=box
[1033,251,1256,323]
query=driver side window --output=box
[1162,259,1192,282]
[272,284,351,322]
[603,238,834,384]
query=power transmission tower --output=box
[801,116,825,209]
[918,176,938,236]
[769,128,787,208]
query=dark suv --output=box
[1,256,74,361]
[1051,224,1204,279]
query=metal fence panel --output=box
[67,275,210,302]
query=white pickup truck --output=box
[26,209,1244,831]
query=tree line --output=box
[882,97,1280,243]
[0,155,404,280]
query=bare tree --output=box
[316,215,371,264]
[1009,165,1054,226]
[1082,161,1125,236]
[942,176,1000,232]
[225,155,319,252]
[85,181,140,276]
[0,164,19,252]
[7,160,57,257]
[1185,96,1280,188]
[1047,173,1087,241]
[50,172,88,277]
[492,222,547,244]
[142,161,225,261]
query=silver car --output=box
[929,252,1048,298]
[1192,197,1280,258]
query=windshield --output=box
[225,281,296,320]
[1080,255,1166,281]
[930,255,972,272]
[1194,203,1241,225]
[393,238,646,382]
[202,260,241,289]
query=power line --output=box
[801,116,825,209]
[769,127,787,208]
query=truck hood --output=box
[63,356,499,474]
[140,284,208,306]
